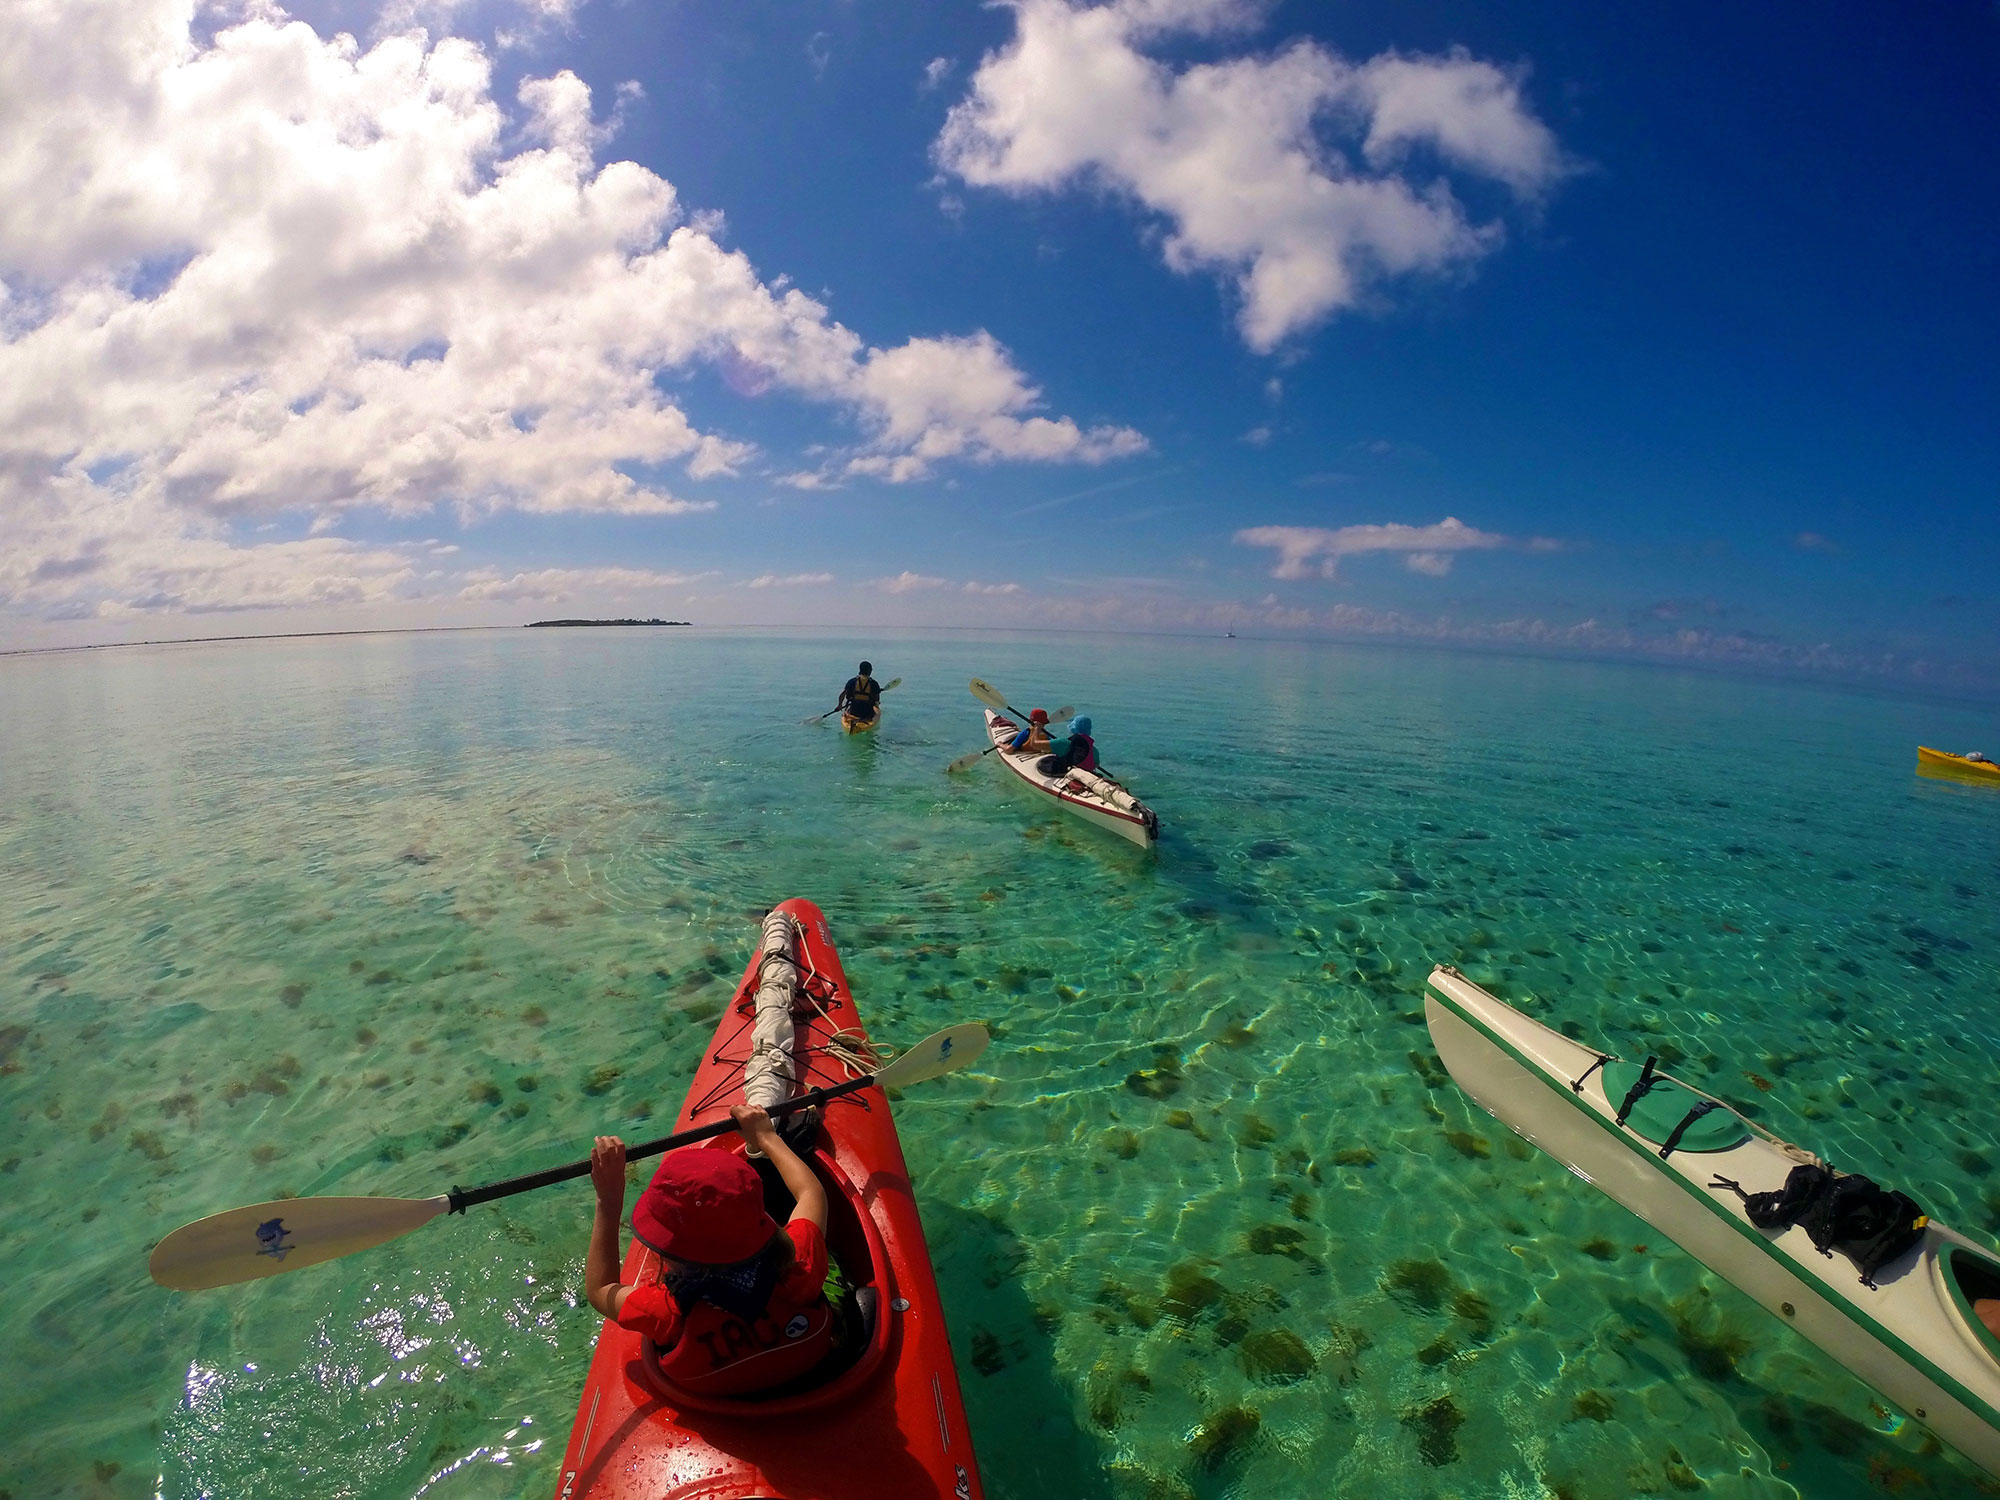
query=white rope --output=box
[791,925,889,1081]
[742,910,800,1111]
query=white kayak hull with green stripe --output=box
[1425,964,2000,1480]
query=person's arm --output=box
[730,1105,826,1230]
[585,1135,631,1319]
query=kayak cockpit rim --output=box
[1943,1249,2000,1368]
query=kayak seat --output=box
[1600,1060,1751,1153]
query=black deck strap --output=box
[1709,1174,1749,1199]
[1656,1099,1721,1158]
[1569,1053,1611,1094]
[1613,1055,1660,1127]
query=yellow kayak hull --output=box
[1918,746,2000,782]
[842,711,879,734]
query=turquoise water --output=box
[3,628,1998,1500]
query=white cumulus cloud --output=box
[379,0,585,44]
[842,332,1147,483]
[1235,516,1519,579]
[871,571,952,594]
[935,0,1567,350]
[0,0,1142,624]
[743,572,835,588]
[456,566,713,603]
[867,571,1023,596]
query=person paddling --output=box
[1008,707,1052,752]
[837,661,883,725]
[587,1105,834,1395]
[1035,715,1097,777]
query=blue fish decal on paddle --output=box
[939,1037,953,1060]
[255,1217,294,1260]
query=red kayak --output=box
[552,898,984,1500]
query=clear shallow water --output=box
[2,628,1998,1500]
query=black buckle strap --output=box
[1613,1055,1659,1127]
[1570,1053,1610,1094]
[1656,1099,1721,1158]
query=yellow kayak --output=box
[842,711,879,734]
[1918,746,2000,782]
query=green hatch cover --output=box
[1599,1061,1751,1153]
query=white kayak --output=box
[981,710,1158,847]
[1425,964,2000,1480]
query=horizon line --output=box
[3,619,1996,709]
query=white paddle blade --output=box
[967,678,1009,713]
[878,1024,989,1088]
[880,678,902,692]
[945,748,989,774]
[149,1194,450,1291]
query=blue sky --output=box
[2,1,1995,691]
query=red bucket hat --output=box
[631,1147,778,1265]
[1028,708,1050,724]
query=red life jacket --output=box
[653,1290,836,1395]
[636,1230,836,1396]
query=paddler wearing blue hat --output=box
[1035,715,1097,777]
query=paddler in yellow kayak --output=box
[837,661,883,727]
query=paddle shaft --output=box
[445,1073,877,1214]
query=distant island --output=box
[525,618,691,628]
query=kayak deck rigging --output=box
[684,924,885,1121]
